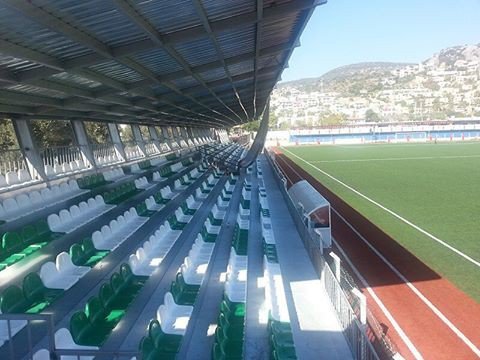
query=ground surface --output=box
[273,147,480,359]
[281,142,480,301]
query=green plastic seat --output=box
[181,202,196,216]
[2,232,23,257]
[208,213,222,226]
[0,285,29,313]
[22,273,61,313]
[21,225,37,246]
[99,283,115,309]
[148,319,182,353]
[170,280,197,306]
[70,311,97,346]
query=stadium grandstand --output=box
[2,1,476,360]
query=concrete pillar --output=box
[180,127,189,147]
[148,126,161,154]
[71,120,96,169]
[107,123,126,161]
[131,124,146,157]
[12,118,47,181]
[161,126,174,149]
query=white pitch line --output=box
[281,147,480,268]
[331,236,424,360]
[309,154,480,163]
[332,209,480,358]
[276,153,480,356]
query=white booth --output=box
[287,180,332,249]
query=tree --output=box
[365,109,381,122]
[0,118,18,151]
[118,124,135,142]
[30,120,75,148]
[321,113,345,126]
[84,122,111,144]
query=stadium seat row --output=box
[0,179,85,222]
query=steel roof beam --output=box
[0,0,235,126]
[111,0,242,124]
[192,0,251,122]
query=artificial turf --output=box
[282,141,480,301]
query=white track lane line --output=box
[276,156,423,359]
[332,236,423,360]
[333,209,480,357]
[281,147,480,268]
[309,154,480,163]
[278,150,480,357]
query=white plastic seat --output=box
[56,252,89,277]
[70,205,81,218]
[174,179,187,190]
[195,187,208,200]
[161,186,175,199]
[146,196,163,211]
[32,349,50,360]
[29,190,44,206]
[40,262,78,290]
[205,218,220,234]
[60,182,70,194]
[186,195,201,210]
[175,208,192,223]
[211,204,226,220]
[54,328,98,360]
[18,169,31,183]
[5,171,19,185]
[15,193,30,211]
[152,171,161,182]
[0,174,7,188]
[156,292,193,335]
[131,163,141,173]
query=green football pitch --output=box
[281,142,480,301]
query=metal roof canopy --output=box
[0,0,326,128]
[288,180,330,216]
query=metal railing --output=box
[91,142,122,166]
[123,141,144,160]
[40,145,84,167]
[0,148,28,175]
[145,141,160,156]
[323,262,380,360]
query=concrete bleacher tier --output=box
[0,142,245,356]
[0,143,352,360]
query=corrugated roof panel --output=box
[216,25,255,59]
[89,61,144,83]
[227,59,254,77]
[32,0,149,48]
[133,48,184,75]
[0,4,94,61]
[174,37,218,67]
[134,0,200,34]
[262,14,300,49]
[4,84,68,99]
[171,76,199,89]
[202,0,255,21]
[50,72,103,89]
[198,67,227,83]
[0,55,43,72]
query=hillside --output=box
[271,44,480,125]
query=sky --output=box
[280,0,480,82]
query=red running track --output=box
[273,150,480,360]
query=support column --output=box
[12,118,47,181]
[131,124,147,157]
[180,127,189,147]
[71,120,96,169]
[162,126,174,149]
[107,123,126,161]
[148,126,162,154]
